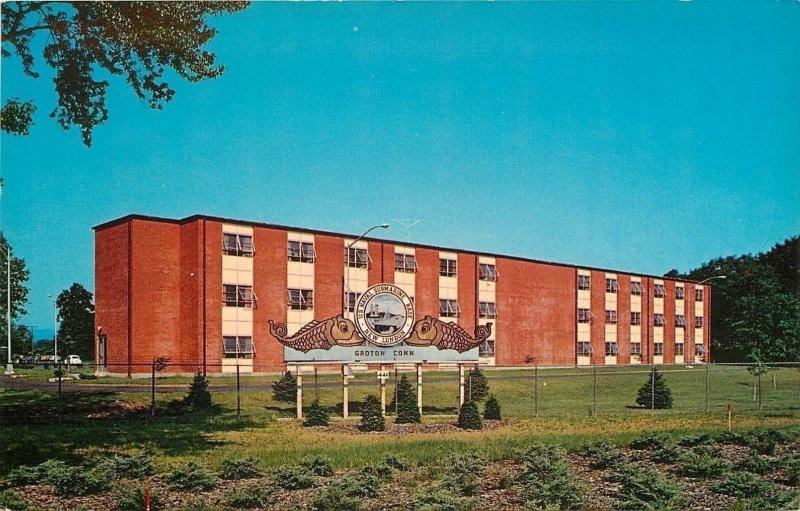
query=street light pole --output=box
[49,294,58,364]
[4,247,12,375]
[344,224,389,315]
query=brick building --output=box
[93,214,711,375]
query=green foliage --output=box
[0,234,30,346]
[395,374,421,424]
[442,452,485,496]
[380,454,409,471]
[47,463,109,496]
[183,372,213,410]
[483,395,501,420]
[312,478,364,511]
[222,481,272,509]
[1,2,248,145]
[113,482,162,511]
[650,443,682,464]
[97,450,156,480]
[610,462,678,510]
[629,432,670,451]
[0,98,36,136]
[299,454,334,477]
[675,448,730,478]
[272,371,297,403]
[734,451,773,475]
[359,394,385,432]
[56,283,95,361]
[713,471,774,498]
[272,464,316,490]
[635,368,673,409]
[165,461,217,491]
[677,433,713,447]
[516,444,583,510]
[715,430,749,445]
[746,428,790,455]
[457,401,483,430]
[0,490,28,511]
[580,441,626,469]
[303,399,330,427]
[467,367,489,400]
[783,454,800,486]
[413,482,474,511]
[219,456,262,480]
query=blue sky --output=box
[2,2,799,337]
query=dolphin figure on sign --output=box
[405,316,492,353]
[268,315,363,352]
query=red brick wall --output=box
[457,254,477,333]
[381,243,395,284]
[415,248,439,319]
[663,280,675,364]
[315,234,345,320]
[367,241,389,285]
[253,227,287,371]
[497,260,575,366]
[179,221,202,367]
[94,223,130,372]
[590,270,606,365]
[684,283,695,363]
[203,220,223,373]
[617,275,631,364]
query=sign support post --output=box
[458,363,465,407]
[380,364,387,416]
[296,366,303,420]
[342,364,349,419]
[416,363,423,415]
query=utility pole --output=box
[3,246,13,375]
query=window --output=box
[695,316,703,328]
[654,314,665,326]
[344,292,361,312]
[630,342,642,355]
[479,340,495,357]
[439,299,460,318]
[479,263,498,281]
[605,278,619,293]
[440,258,457,277]
[695,288,704,301]
[288,289,313,310]
[675,287,685,300]
[394,253,417,273]
[631,312,641,325]
[479,301,497,319]
[577,341,592,356]
[605,310,617,323]
[605,342,618,356]
[288,241,315,263]
[675,343,684,356]
[222,336,254,358]
[654,284,666,298]
[223,284,255,308]
[222,233,254,257]
[654,342,664,355]
[578,308,592,323]
[695,344,706,356]
[577,275,590,290]
[675,315,686,328]
[631,281,643,296]
[345,247,369,268]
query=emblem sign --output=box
[355,284,415,347]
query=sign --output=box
[377,370,390,380]
[355,284,415,346]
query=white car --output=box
[66,355,83,366]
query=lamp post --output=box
[344,224,389,315]
[3,246,12,375]
[48,294,58,364]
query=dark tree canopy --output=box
[1,1,248,145]
[56,282,94,360]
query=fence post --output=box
[150,359,156,418]
[57,359,63,421]
[534,365,539,418]
[757,362,763,412]
[592,364,597,417]
[236,363,241,420]
[704,363,709,413]
[651,364,656,412]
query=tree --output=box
[1,1,249,145]
[359,394,385,432]
[11,324,34,356]
[394,374,420,424]
[56,283,94,360]
[468,366,489,401]
[457,401,482,430]
[303,399,329,427]
[483,395,501,420]
[272,371,297,403]
[635,368,673,409]
[184,371,212,410]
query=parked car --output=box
[65,355,83,367]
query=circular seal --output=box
[355,284,415,347]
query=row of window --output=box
[578,341,705,357]
[577,308,704,328]
[578,276,704,301]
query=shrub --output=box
[303,399,330,427]
[223,481,272,509]
[635,368,672,409]
[676,449,730,478]
[6,465,41,486]
[629,432,670,451]
[713,472,773,498]
[360,463,393,480]
[467,367,489,401]
[746,428,789,455]
[46,464,109,496]
[734,451,773,475]
[98,450,156,480]
[272,370,297,403]
[783,454,800,485]
[219,456,262,480]
[312,479,363,511]
[0,490,28,511]
[715,430,749,445]
[359,394,385,432]
[165,461,217,491]
[273,464,316,490]
[457,401,482,430]
[299,454,334,477]
[483,395,501,420]
[580,441,626,470]
[517,444,583,510]
[342,472,382,498]
[677,433,713,447]
[413,482,474,511]
[381,454,408,471]
[650,444,683,464]
[611,462,678,510]
[395,374,421,424]
[113,482,163,511]
[183,372,212,410]
[442,453,485,496]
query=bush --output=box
[517,444,583,510]
[183,372,212,410]
[635,368,673,409]
[219,456,262,480]
[650,444,683,464]
[457,401,482,430]
[273,464,316,490]
[223,481,272,509]
[413,482,474,511]
[713,472,773,498]
[395,374,421,424]
[746,428,789,455]
[677,433,713,447]
[734,451,773,475]
[98,450,156,480]
[381,454,408,471]
[113,482,162,511]
[46,464,109,496]
[675,449,730,478]
[611,462,678,510]
[6,466,41,486]
[0,490,28,511]
[303,399,330,427]
[783,454,800,485]
[483,395,501,420]
[629,432,670,451]
[299,454,334,477]
[359,394,385,432]
[580,441,626,470]
[442,453,485,496]
[272,370,297,403]
[165,461,217,491]
[312,479,364,511]
[715,430,749,445]
[467,367,489,401]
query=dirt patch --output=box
[316,418,511,435]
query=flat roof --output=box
[93,213,705,284]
